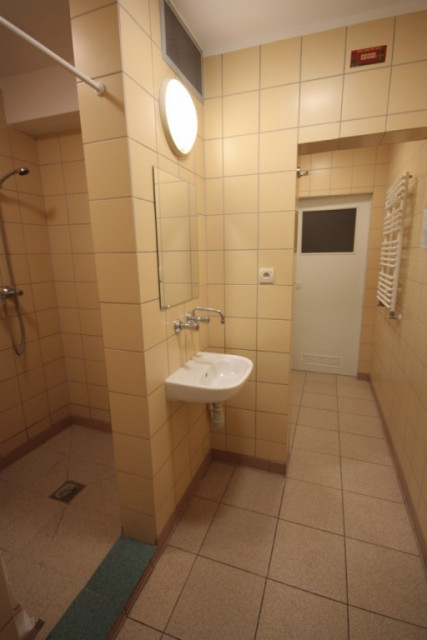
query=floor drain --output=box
[49,481,85,504]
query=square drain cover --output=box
[50,481,85,504]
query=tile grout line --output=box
[157,464,238,636]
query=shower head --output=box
[0,167,30,188]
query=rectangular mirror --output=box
[153,167,199,309]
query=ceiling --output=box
[172,0,426,56]
[0,0,425,79]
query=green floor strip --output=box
[47,536,156,639]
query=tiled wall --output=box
[202,10,427,468]
[371,139,427,555]
[0,94,109,461]
[203,49,296,464]
[297,144,391,375]
[0,96,69,459]
[37,130,109,425]
[69,0,208,544]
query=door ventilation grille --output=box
[301,354,342,369]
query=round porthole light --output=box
[159,78,198,156]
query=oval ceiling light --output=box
[159,78,198,156]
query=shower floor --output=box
[0,424,121,639]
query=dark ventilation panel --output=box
[161,0,203,97]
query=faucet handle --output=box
[186,312,209,323]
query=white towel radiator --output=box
[376,172,411,320]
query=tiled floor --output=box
[117,371,427,640]
[0,425,121,639]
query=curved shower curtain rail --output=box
[0,16,105,96]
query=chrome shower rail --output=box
[0,16,105,96]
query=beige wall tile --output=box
[203,55,222,98]
[113,432,152,477]
[67,193,91,224]
[224,250,257,285]
[38,135,61,164]
[299,123,340,144]
[257,352,290,384]
[224,214,258,250]
[257,319,291,353]
[256,439,287,463]
[151,422,173,475]
[105,348,146,396]
[225,318,257,350]
[223,47,260,94]
[144,341,168,395]
[109,391,149,437]
[84,139,131,200]
[259,212,296,250]
[116,471,154,514]
[100,303,143,351]
[257,285,292,320]
[120,7,153,92]
[260,84,299,131]
[90,198,136,254]
[259,129,298,173]
[78,73,126,143]
[342,68,390,120]
[223,92,259,136]
[123,76,156,149]
[394,11,427,64]
[223,135,258,176]
[301,28,346,81]
[257,382,288,414]
[261,38,301,87]
[226,407,255,438]
[259,172,296,211]
[141,300,167,350]
[224,176,258,214]
[204,98,223,139]
[256,411,287,444]
[72,4,122,77]
[226,434,255,456]
[300,76,343,126]
[388,62,427,114]
[95,253,140,303]
[225,285,257,318]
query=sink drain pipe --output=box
[208,402,225,428]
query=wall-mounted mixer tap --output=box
[187,306,225,324]
[173,317,199,334]
[174,306,225,334]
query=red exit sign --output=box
[350,45,387,67]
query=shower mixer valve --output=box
[0,286,23,300]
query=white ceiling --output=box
[0,0,425,77]
[171,0,427,56]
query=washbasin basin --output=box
[165,352,253,403]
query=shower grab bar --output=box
[0,16,105,96]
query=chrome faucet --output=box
[173,318,199,334]
[173,306,225,334]
[187,306,225,324]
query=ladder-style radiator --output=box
[376,172,411,319]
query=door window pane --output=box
[301,208,356,253]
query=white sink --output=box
[165,352,253,403]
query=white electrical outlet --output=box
[259,267,274,283]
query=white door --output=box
[293,195,371,376]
